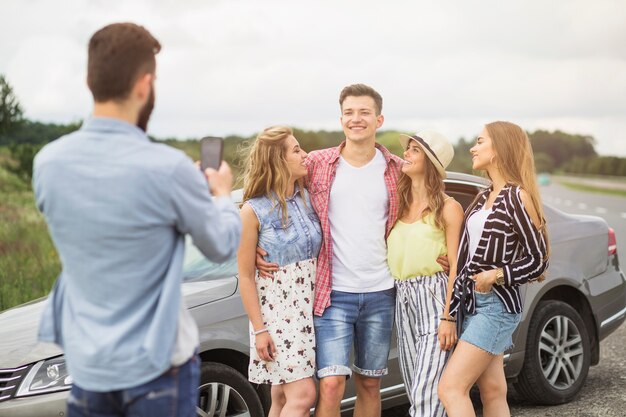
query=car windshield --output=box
[182,236,238,281]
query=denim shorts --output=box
[313,288,395,378]
[460,291,521,355]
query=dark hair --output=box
[339,83,383,115]
[87,23,161,102]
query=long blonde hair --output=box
[486,121,550,272]
[397,148,446,230]
[241,126,304,224]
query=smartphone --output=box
[200,136,224,171]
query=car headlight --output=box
[15,356,73,397]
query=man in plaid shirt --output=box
[259,84,402,417]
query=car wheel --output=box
[514,300,591,404]
[196,361,265,417]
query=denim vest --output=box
[247,188,322,266]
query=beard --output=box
[136,85,155,132]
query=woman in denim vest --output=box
[238,126,322,417]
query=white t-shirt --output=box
[467,207,492,260]
[328,149,394,292]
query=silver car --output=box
[1,172,625,416]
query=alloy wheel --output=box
[539,314,584,390]
[197,381,251,417]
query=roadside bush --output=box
[6,143,42,182]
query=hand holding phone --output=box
[199,136,231,196]
[200,136,224,171]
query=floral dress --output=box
[246,188,322,384]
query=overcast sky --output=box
[2,0,625,156]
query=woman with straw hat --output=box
[387,130,464,417]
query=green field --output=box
[558,180,626,197]
[0,141,244,312]
[0,152,60,311]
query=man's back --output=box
[34,117,240,390]
[36,119,187,306]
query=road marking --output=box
[595,207,607,214]
[577,203,587,210]
[621,212,626,219]
[564,200,572,206]
[554,197,561,204]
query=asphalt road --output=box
[541,180,626,251]
[384,181,626,417]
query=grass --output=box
[0,163,61,312]
[0,141,220,312]
[558,180,626,198]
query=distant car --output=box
[538,172,551,186]
[1,172,625,416]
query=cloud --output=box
[1,0,625,155]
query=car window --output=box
[444,180,485,210]
[183,237,238,281]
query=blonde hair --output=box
[485,121,550,276]
[241,126,304,224]
[397,146,446,231]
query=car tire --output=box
[514,300,591,405]
[197,361,265,417]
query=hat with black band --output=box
[398,130,455,178]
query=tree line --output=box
[2,73,625,183]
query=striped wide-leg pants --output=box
[395,272,450,417]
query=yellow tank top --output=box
[386,213,447,280]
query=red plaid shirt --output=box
[306,141,402,316]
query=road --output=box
[384,181,626,417]
[541,180,626,250]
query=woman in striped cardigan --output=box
[438,121,549,417]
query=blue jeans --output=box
[313,288,395,378]
[67,354,200,417]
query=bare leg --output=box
[269,384,286,417]
[353,374,382,417]
[279,377,317,417]
[477,355,509,417]
[314,376,345,417]
[437,341,496,417]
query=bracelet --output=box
[440,317,456,323]
[252,328,268,335]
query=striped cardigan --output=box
[450,184,549,315]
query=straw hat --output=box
[398,130,454,178]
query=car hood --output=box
[0,298,62,369]
[0,277,237,369]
